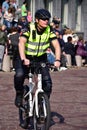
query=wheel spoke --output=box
[33,93,51,130]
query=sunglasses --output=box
[40,18,49,21]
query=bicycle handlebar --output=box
[22,59,57,70]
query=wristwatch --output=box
[55,59,61,62]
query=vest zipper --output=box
[36,35,41,56]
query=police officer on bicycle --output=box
[14,9,61,107]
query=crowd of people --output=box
[49,16,87,70]
[0,0,87,72]
[0,0,32,71]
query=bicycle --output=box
[19,61,51,130]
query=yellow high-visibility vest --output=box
[23,23,56,57]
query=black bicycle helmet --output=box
[35,9,51,19]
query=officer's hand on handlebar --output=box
[22,58,30,66]
[54,60,61,68]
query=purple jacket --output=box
[76,41,87,56]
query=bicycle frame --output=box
[23,63,47,118]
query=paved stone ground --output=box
[0,67,87,130]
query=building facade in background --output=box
[0,0,87,40]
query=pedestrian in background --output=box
[63,36,76,67]
[21,1,27,19]
[18,16,28,35]
[4,7,13,29]
[0,4,3,25]
[2,0,10,15]
[27,11,32,23]
[8,26,20,70]
[0,25,8,70]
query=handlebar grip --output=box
[21,60,24,64]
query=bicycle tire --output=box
[19,107,29,129]
[33,92,51,130]
[19,85,29,129]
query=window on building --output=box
[61,0,69,28]
[75,0,82,31]
[30,0,35,21]
[44,0,53,21]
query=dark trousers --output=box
[14,55,52,97]
[0,45,5,70]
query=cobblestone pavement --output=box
[0,67,87,130]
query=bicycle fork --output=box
[27,73,44,117]
[24,73,47,118]
[34,74,47,118]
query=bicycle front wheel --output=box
[33,92,51,130]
